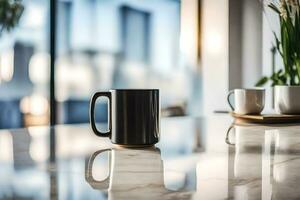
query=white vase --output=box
[274,85,300,114]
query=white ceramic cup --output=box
[274,85,300,114]
[227,88,265,115]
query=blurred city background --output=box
[0,0,202,129]
[0,0,285,199]
[0,0,274,130]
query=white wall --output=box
[227,0,283,111]
[180,0,199,71]
[229,0,263,89]
[202,0,265,114]
[202,0,229,114]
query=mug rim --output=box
[109,89,159,91]
[234,88,265,91]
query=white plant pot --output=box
[274,85,300,114]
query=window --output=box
[0,0,50,128]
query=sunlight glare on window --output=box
[29,52,50,84]
[0,49,14,82]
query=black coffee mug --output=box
[90,89,160,146]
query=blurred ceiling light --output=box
[28,127,49,137]
[20,96,30,114]
[29,94,48,116]
[0,49,14,82]
[29,52,50,84]
[20,94,49,116]
[27,128,49,163]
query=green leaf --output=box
[268,3,280,14]
[273,32,283,57]
[0,0,24,35]
[255,77,269,87]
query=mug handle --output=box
[90,92,112,137]
[85,149,112,190]
[225,125,235,145]
[227,90,235,111]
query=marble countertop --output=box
[1,115,300,199]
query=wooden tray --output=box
[230,112,300,124]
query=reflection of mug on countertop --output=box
[85,147,193,200]
[226,124,265,150]
[226,124,264,174]
[226,124,265,200]
[227,88,265,115]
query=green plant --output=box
[0,0,24,35]
[256,0,300,86]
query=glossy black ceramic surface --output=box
[90,89,160,146]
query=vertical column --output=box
[50,0,57,126]
[229,0,263,89]
[228,0,242,90]
[202,0,229,114]
[241,0,263,88]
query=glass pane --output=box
[0,0,50,129]
[56,0,194,124]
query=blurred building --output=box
[0,0,200,129]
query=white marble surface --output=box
[1,115,300,199]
